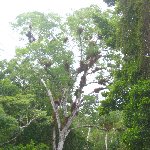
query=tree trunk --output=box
[105,132,108,150]
[53,126,56,150]
[57,140,65,150]
[57,131,66,150]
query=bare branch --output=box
[62,97,83,134]
[0,134,19,146]
[20,117,37,129]
[41,79,61,132]
[0,117,39,146]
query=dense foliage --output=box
[99,0,150,149]
[0,0,149,149]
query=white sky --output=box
[0,0,107,60]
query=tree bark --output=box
[57,137,65,150]
[105,132,108,150]
[53,126,56,150]
[57,129,69,150]
[41,73,86,150]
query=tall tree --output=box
[9,6,118,150]
[99,0,150,149]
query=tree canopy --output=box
[0,1,149,150]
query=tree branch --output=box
[52,126,57,150]
[20,117,37,129]
[0,134,19,146]
[41,79,61,132]
[61,88,68,117]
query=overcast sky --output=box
[0,0,107,60]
